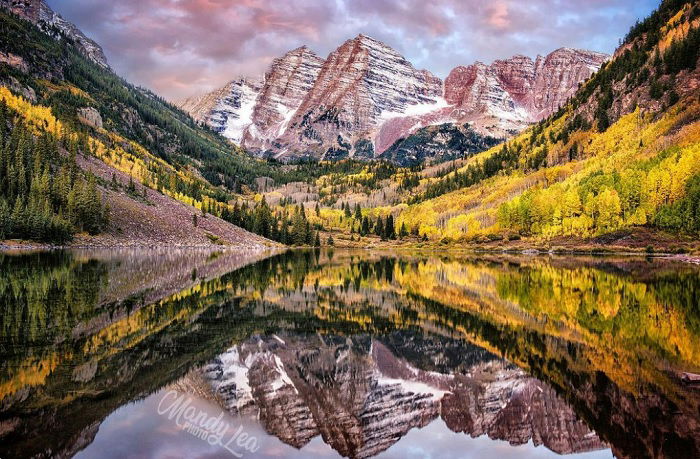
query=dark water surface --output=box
[0,249,699,458]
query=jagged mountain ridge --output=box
[244,46,325,150]
[271,34,444,161]
[180,37,608,162]
[180,77,262,143]
[0,0,109,68]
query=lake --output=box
[0,249,699,459]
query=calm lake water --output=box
[0,249,699,459]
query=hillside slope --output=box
[0,86,274,248]
[0,4,278,247]
[393,0,700,249]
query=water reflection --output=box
[0,249,699,458]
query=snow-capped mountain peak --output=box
[178,36,608,162]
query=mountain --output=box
[0,2,284,246]
[270,34,444,161]
[181,38,607,162]
[200,333,606,458]
[427,48,608,134]
[394,0,700,246]
[179,77,262,143]
[0,0,108,68]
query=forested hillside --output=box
[0,7,317,245]
[390,0,700,247]
[0,7,272,245]
[0,7,287,189]
[0,92,107,242]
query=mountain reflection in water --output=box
[0,249,699,459]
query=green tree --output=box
[375,216,385,240]
[385,215,396,240]
[399,222,408,239]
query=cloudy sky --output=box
[46,0,659,101]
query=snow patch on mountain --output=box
[379,96,450,122]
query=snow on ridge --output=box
[220,82,258,143]
[379,96,449,122]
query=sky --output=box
[46,0,660,101]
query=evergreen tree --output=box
[280,216,289,245]
[399,222,408,239]
[291,206,307,246]
[375,216,385,239]
[0,108,108,243]
[304,220,313,245]
[252,197,272,238]
[385,215,396,240]
[361,216,370,236]
[0,199,9,239]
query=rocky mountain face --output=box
[200,333,606,458]
[179,78,262,143]
[375,48,608,160]
[270,34,444,160]
[0,0,109,68]
[441,48,609,131]
[181,37,607,163]
[242,46,325,151]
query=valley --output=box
[1,2,700,457]
[0,0,699,255]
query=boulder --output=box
[77,107,103,129]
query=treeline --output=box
[220,199,321,246]
[624,0,694,45]
[654,175,700,234]
[329,202,401,241]
[0,101,108,242]
[660,20,700,76]
[413,143,520,203]
[564,0,698,134]
[497,141,700,238]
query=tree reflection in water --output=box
[0,249,698,458]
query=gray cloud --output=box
[46,0,659,101]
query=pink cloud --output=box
[45,0,659,100]
[487,2,510,29]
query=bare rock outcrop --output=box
[77,107,103,129]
